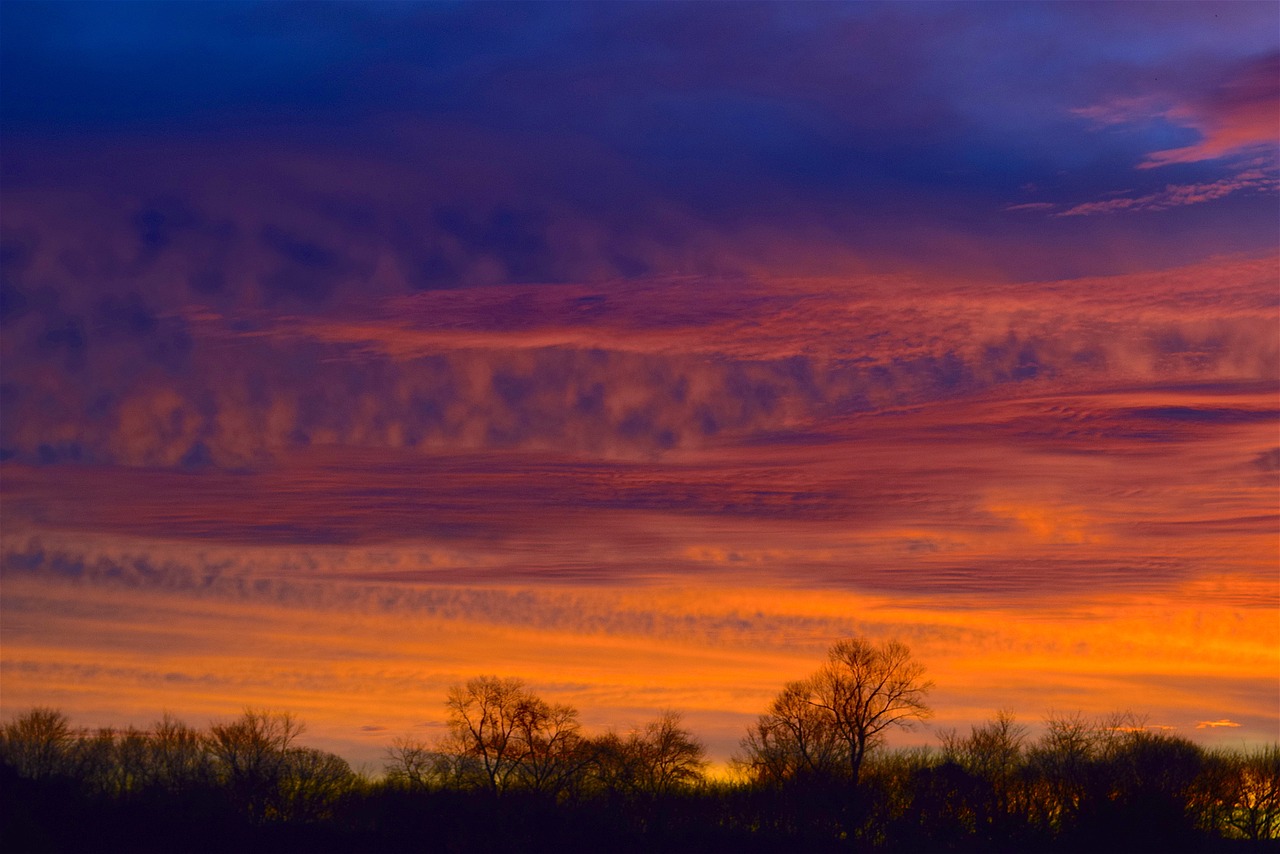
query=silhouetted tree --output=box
[739,637,932,792]
[594,711,707,796]
[510,694,590,796]
[859,745,936,845]
[1068,725,1208,852]
[815,637,933,788]
[0,707,73,780]
[3,697,1276,851]
[206,708,305,821]
[148,712,211,792]
[894,756,982,849]
[278,746,357,822]
[1026,710,1098,833]
[634,711,707,795]
[384,735,451,790]
[444,675,590,797]
[112,725,152,794]
[1218,744,1280,842]
[445,676,527,794]
[939,710,1032,845]
[738,680,849,786]
[66,726,120,794]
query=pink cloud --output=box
[1056,170,1278,216]
[1075,54,1279,170]
[1141,54,1279,168]
[1003,202,1057,213]
[1071,96,1158,126]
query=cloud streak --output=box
[1056,170,1278,216]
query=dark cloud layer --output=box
[3,3,1277,283]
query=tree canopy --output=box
[739,636,933,788]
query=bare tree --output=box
[813,637,933,787]
[738,681,849,785]
[113,726,152,794]
[1027,711,1100,831]
[384,735,450,790]
[149,712,211,791]
[66,726,118,793]
[443,675,590,796]
[739,637,932,790]
[445,676,529,793]
[939,710,1031,839]
[633,711,707,794]
[0,707,73,780]
[278,746,357,822]
[511,694,590,796]
[594,711,708,796]
[1220,744,1280,842]
[206,708,305,820]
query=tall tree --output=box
[445,676,529,794]
[444,675,588,796]
[598,711,708,796]
[511,694,589,796]
[149,713,211,792]
[811,637,933,787]
[635,711,707,795]
[739,681,849,785]
[740,637,932,790]
[0,707,73,780]
[206,708,305,821]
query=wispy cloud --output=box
[1056,170,1278,216]
[1003,202,1057,213]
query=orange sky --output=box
[2,3,1278,771]
[4,258,1277,766]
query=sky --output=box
[1,1,1277,769]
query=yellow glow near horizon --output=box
[3,564,1275,768]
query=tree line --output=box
[383,675,707,799]
[3,636,1277,852]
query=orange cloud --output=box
[1196,719,1243,729]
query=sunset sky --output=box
[1,2,1277,769]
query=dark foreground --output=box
[3,698,1278,853]
[6,760,1279,854]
